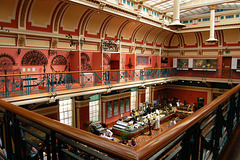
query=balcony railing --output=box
[0,84,239,159]
[0,68,177,98]
[1,67,239,98]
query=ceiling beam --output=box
[151,0,170,7]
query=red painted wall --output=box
[80,106,89,130]
[125,54,135,69]
[70,51,80,71]
[0,48,70,74]
[45,113,58,120]
[152,56,160,68]
[91,52,102,70]
[166,88,207,105]
[139,92,145,103]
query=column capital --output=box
[208,5,217,10]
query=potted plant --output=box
[120,129,130,144]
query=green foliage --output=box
[120,129,130,143]
[84,121,94,133]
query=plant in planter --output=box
[84,121,94,133]
[120,129,130,144]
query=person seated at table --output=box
[130,137,137,147]
[105,128,113,137]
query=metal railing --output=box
[0,68,177,98]
[0,84,239,159]
[1,67,239,98]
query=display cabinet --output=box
[231,58,240,72]
[192,58,217,71]
[173,58,190,70]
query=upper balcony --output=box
[1,67,240,105]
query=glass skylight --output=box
[141,0,240,19]
[144,0,191,11]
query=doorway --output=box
[222,57,232,78]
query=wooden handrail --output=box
[135,84,240,159]
[1,67,234,77]
[0,100,137,160]
[0,84,239,159]
[0,67,176,77]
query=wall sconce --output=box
[66,34,72,39]
[66,34,85,47]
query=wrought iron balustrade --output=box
[0,68,178,98]
[0,67,238,98]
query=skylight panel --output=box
[201,6,209,11]
[165,5,172,9]
[146,2,155,5]
[155,4,162,8]
[222,3,230,7]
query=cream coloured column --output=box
[169,0,185,29]
[206,6,218,42]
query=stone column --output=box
[169,0,185,29]
[172,0,180,24]
[206,6,218,42]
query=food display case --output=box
[192,58,217,71]
[112,110,169,139]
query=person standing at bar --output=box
[155,113,160,131]
[147,116,152,136]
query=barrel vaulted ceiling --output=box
[0,0,240,53]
